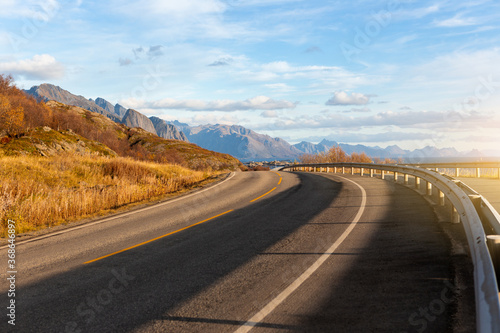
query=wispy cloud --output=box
[119,57,132,66]
[257,110,491,130]
[121,96,297,112]
[434,13,478,27]
[208,58,233,66]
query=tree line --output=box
[299,145,402,164]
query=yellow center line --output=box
[250,187,277,203]
[84,209,234,264]
[278,177,282,185]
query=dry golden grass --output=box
[0,155,217,236]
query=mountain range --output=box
[25,84,485,162]
[25,84,186,142]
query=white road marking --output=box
[0,172,235,249]
[235,175,367,332]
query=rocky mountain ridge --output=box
[25,84,188,142]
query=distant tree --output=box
[350,152,373,163]
[0,94,24,137]
[326,145,348,163]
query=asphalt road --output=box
[0,171,469,332]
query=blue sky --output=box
[1,0,500,154]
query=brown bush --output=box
[0,94,24,137]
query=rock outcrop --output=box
[121,109,157,135]
[150,117,188,141]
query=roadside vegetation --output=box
[0,74,239,236]
[0,156,212,236]
[300,146,378,164]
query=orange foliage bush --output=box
[300,145,373,164]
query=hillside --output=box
[43,101,240,171]
[0,126,117,158]
[0,74,240,237]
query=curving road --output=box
[1,171,468,332]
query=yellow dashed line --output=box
[86,171,284,264]
[250,187,277,202]
[84,210,234,264]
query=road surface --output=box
[0,171,471,332]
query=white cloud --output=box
[120,95,296,112]
[0,54,64,79]
[326,91,370,105]
[261,110,279,118]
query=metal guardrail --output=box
[279,162,500,332]
[439,174,500,235]
[404,162,500,178]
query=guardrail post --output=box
[451,206,460,223]
[351,167,354,175]
[404,174,409,185]
[394,171,398,182]
[426,181,432,196]
[476,167,481,178]
[370,169,374,178]
[486,235,500,289]
[360,168,364,176]
[381,170,385,180]
[342,167,345,174]
[439,191,445,206]
[456,168,460,177]
[415,176,420,189]
[326,167,329,173]
[468,195,482,213]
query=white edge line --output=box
[234,175,367,333]
[0,172,236,250]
